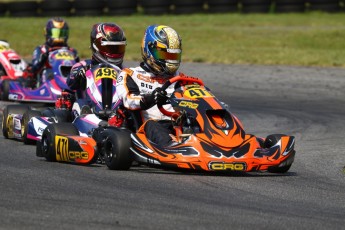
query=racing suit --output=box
[67,59,124,123]
[116,62,180,146]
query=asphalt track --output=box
[1,62,345,230]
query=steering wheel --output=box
[157,75,204,118]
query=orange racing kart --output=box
[36,75,295,173]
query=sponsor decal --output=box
[56,136,69,161]
[13,118,21,130]
[8,94,18,100]
[179,101,198,109]
[116,75,123,83]
[55,136,89,161]
[94,67,117,81]
[184,88,214,99]
[209,162,246,171]
[55,51,74,60]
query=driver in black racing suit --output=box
[24,17,79,88]
[116,25,184,146]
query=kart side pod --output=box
[36,123,98,164]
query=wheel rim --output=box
[104,139,116,162]
[6,116,13,137]
[21,117,26,138]
[42,135,49,155]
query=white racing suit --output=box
[116,64,181,145]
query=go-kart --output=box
[2,63,123,146]
[35,75,296,173]
[0,40,27,100]
[1,47,76,103]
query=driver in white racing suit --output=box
[116,25,183,146]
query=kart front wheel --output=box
[40,123,78,162]
[265,134,293,173]
[101,128,132,170]
[22,109,42,145]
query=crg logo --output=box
[209,162,246,171]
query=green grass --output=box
[1,13,345,67]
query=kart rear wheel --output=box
[40,123,78,162]
[22,109,42,145]
[2,104,30,139]
[0,80,10,101]
[264,134,292,173]
[102,128,132,170]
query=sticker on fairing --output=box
[183,88,214,99]
[94,67,117,81]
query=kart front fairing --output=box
[130,76,296,172]
[6,48,75,103]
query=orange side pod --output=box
[55,135,97,164]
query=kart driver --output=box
[66,22,127,126]
[116,24,183,146]
[24,17,79,88]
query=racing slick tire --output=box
[2,104,30,139]
[39,123,78,162]
[100,128,133,170]
[0,79,10,101]
[22,109,42,145]
[264,134,293,173]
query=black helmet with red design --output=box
[90,23,126,66]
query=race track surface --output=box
[1,62,345,230]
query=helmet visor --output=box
[96,40,126,56]
[151,47,181,64]
[49,28,69,39]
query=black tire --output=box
[73,0,105,16]
[264,134,285,148]
[40,0,72,16]
[308,3,341,12]
[22,110,42,145]
[107,0,137,8]
[241,0,271,4]
[275,0,303,4]
[275,4,305,13]
[0,2,7,16]
[0,80,10,101]
[2,105,31,139]
[207,0,239,13]
[264,134,293,173]
[173,0,205,14]
[142,0,172,14]
[100,128,133,170]
[308,0,338,3]
[107,0,137,15]
[7,1,38,17]
[242,4,271,13]
[40,123,78,162]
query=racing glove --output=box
[153,87,168,105]
[75,66,86,79]
[140,88,168,110]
